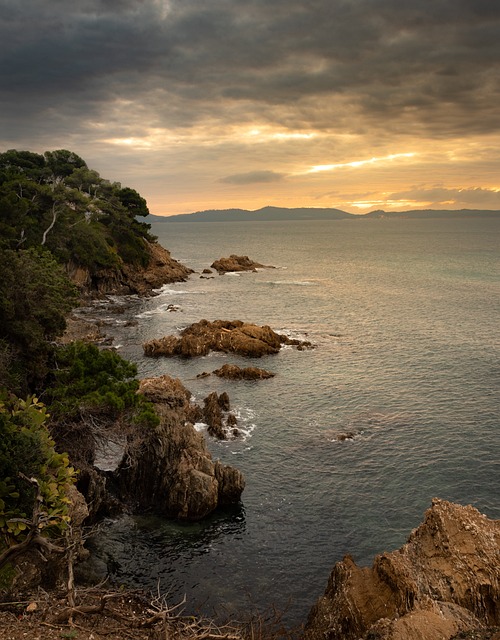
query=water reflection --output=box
[82,504,247,596]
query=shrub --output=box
[0,393,76,544]
[47,342,159,428]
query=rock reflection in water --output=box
[81,504,247,609]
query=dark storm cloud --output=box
[219,170,285,185]
[1,0,500,142]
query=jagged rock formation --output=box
[304,499,500,640]
[68,240,193,297]
[114,375,245,519]
[143,319,312,358]
[210,254,274,273]
[212,364,275,380]
[202,391,239,439]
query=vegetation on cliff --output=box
[0,149,169,585]
[0,148,159,394]
[0,150,244,611]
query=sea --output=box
[82,217,500,627]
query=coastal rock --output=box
[212,364,275,380]
[67,240,193,297]
[203,391,238,439]
[210,254,274,273]
[304,499,500,640]
[114,375,245,520]
[143,318,312,358]
[121,240,193,294]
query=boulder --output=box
[210,254,274,273]
[212,364,275,380]
[143,319,312,358]
[304,499,500,640]
[114,375,245,520]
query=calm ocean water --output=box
[84,218,500,626]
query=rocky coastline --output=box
[3,246,498,640]
[66,249,499,639]
[68,239,193,298]
[305,499,500,640]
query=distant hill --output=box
[365,209,500,219]
[149,206,356,222]
[149,207,500,223]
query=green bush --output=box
[47,342,159,428]
[0,248,79,394]
[0,393,76,543]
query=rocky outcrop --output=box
[120,241,193,295]
[203,391,239,439]
[67,240,193,297]
[143,319,312,358]
[304,499,500,640]
[114,375,245,520]
[212,364,275,380]
[210,254,274,273]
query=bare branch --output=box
[41,201,58,245]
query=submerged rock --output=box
[143,318,312,358]
[212,364,275,380]
[210,254,274,273]
[304,499,500,640]
[114,375,245,520]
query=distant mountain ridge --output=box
[149,206,500,222]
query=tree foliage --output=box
[0,248,79,393]
[0,148,156,268]
[0,148,159,392]
[0,150,161,567]
[47,341,159,429]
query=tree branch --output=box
[41,202,58,245]
[0,475,65,571]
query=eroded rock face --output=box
[120,241,193,295]
[143,319,312,358]
[203,391,239,439]
[68,241,193,297]
[114,375,245,520]
[304,499,500,640]
[210,254,274,273]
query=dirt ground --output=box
[0,591,498,640]
[0,588,245,640]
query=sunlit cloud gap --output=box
[307,153,416,173]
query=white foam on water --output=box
[135,303,185,319]
[152,285,192,295]
[230,406,257,441]
[264,279,317,286]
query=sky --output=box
[1,0,500,216]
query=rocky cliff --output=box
[68,240,193,297]
[304,499,500,640]
[114,375,245,520]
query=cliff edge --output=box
[68,240,193,297]
[305,498,499,640]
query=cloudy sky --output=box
[1,0,500,215]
